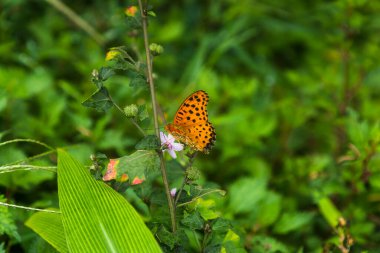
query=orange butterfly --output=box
[165,90,216,153]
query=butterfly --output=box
[165,90,216,153]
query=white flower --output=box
[160,132,183,159]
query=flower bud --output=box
[125,6,138,17]
[124,104,139,118]
[149,43,164,56]
[105,50,119,61]
[186,166,200,181]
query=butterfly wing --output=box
[173,90,209,126]
[166,90,216,153]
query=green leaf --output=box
[251,235,289,253]
[0,195,20,241]
[273,212,314,234]
[91,67,115,89]
[156,226,177,250]
[211,218,231,232]
[227,177,267,213]
[181,211,204,230]
[197,199,220,220]
[135,135,160,150]
[138,104,149,121]
[317,197,342,228]
[129,73,147,88]
[116,150,160,183]
[147,11,156,17]
[25,210,68,252]
[255,191,282,227]
[98,67,115,81]
[57,149,161,252]
[82,87,113,112]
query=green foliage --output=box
[2,0,380,252]
[56,149,161,252]
[0,195,20,242]
[116,150,159,182]
[25,210,67,252]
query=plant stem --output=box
[0,165,57,174]
[175,152,198,205]
[0,201,60,213]
[137,0,176,232]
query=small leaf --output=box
[181,211,204,230]
[91,67,114,89]
[98,67,115,81]
[273,212,314,234]
[130,73,147,88]
[138,105,149,121]
[223,229,240,244]
[317,197,342,228]
[135,135,160,150]
[82,87,113,112]
[147,11,156,17]
[197,199,220,220]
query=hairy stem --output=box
[45,0,105,45]
[175,152,198,205]
[137,0,176,232]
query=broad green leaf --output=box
[255,191,282,227]
[317,197,342,228]
[227,177,267,213]
[82,87,113,112]
[135,135,160,150]
[57,149,161,252]
[116,150,160,183]
[25,210,68,252]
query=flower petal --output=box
[168,149,177,159]
[167,134,176,143]
[172,143,184,151]
[160,131,167,144]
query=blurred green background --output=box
[2,0,380,252]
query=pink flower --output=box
[170,188,177,197]
[160,132,183,159]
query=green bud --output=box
[149,43,164,56]
[186,166,200,181]
[124,104,139,118]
